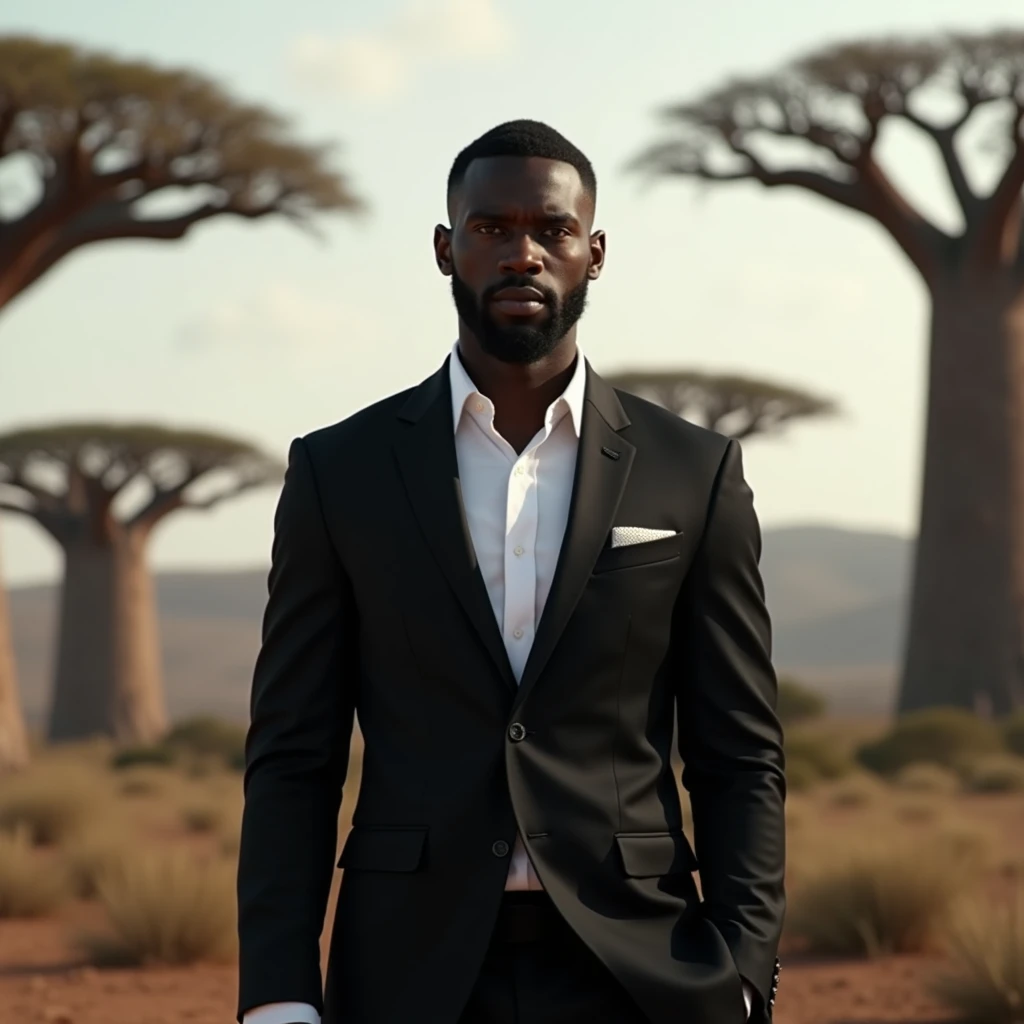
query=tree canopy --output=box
[0,423,283,542]
[630,31,1024,285]
[607,369,836,438]
[0,35,362,310]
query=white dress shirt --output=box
[245,345,750,1024]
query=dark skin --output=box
[434,156,606,453]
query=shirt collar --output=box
[449,341,586,439]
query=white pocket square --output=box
[610,526,678,548]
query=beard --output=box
[450,268,590,365]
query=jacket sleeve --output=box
[237,436,359,1021]
[674,439,786,1023]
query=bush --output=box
[0,768,104,845]
[110,745,176,770]
[784,758,822,793]
[785,733,855,784]
[786,837,966,956]
[857,708,1004,776]
[77,852,237,966]
[960,755,1024,794]
[776,678,827,726]
[895,762,962,795]
[826,773,885,809]
[1003,710,1024,757]
[62,830,129,900]
[931,885,1024,1024]
[181,804,224,835]
[164,716,246,769]
[0,829,68,917]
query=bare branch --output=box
[902,108,978,222]
[975,106,1024,267]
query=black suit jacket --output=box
[237,359,786,1024]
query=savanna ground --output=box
[1,714,1023,1024]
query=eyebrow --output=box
[465,209,581,227]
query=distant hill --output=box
[8,525,911,725]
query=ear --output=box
[434,224,453,277]
[587,230,607,281]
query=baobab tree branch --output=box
[975,107,1024,266]
[902,109,978,222]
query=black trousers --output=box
[458,892,650,1024]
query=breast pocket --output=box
[592,531,685,574]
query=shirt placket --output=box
[503,449,539,682]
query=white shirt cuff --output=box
[243,1002,321,1024]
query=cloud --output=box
[179,283,381,363]
[287,0,513,100]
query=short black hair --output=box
[447,119,596,205]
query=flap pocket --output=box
[337,826,428,872]
[614,831,698,878]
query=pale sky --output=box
[1,0,1018,585]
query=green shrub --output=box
[785,733,855,783]
[960,755,1024,794]
[110,745,176,770]
[77,852,237,966]
[857,708,1004,776]
[895,762,961,795]
[1003,710,1024,757]
[787,837,966,956]
[164,716,246,768]
[931,885,1024,1024]
[0,829,68,917]
[776,678,827,726]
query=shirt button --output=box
[513,628,524,639]
[514,465,524,475]
[474,400,485,413]
[509,722,526,742]
[492,840,510,858]
[513,545,524,557]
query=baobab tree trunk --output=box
[899,276,1024,715]
[48,528,168,742]
[0,541,30,769]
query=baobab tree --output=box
[0,424,282,742]
[0,35,361,766]
[607,369,835,439]
[632,32,1024,715]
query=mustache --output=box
[482,276,556,305]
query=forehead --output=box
[451,156,591,220]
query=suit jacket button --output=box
[492,840,510,858]
[508,722,526,742]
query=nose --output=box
[498,233,544,277]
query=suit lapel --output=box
[393,361,517,695]
[514,367,635,710]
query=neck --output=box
[456,327,579,454]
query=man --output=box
[237,119,785,1024]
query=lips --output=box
[490,286,546,317]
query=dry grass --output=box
[895,762,962,794]
[61,827,131,900]
[931,884,1024,1024]
[0,829,68,918]
[181,803,225,835]
[961,755,1024,794]
[824,773,886,809]
[787,836,971,956]
[0,765,108,845]
[77,851,238,966]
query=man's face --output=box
[436,156,605,364]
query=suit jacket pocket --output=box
[614,830,699,877]
[337,825,428,872]
[592,532,684,574]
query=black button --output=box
[492,839,510,858]
[508,722,526,742]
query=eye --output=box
[475,225,503,235]
[544,227,572,239]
